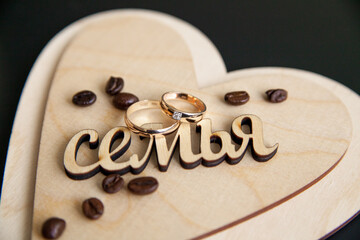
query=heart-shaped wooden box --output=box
[1,10,360,240]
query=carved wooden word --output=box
[64,114,278,180]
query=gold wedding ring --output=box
[125,100,180,137]
[160,92,206,122]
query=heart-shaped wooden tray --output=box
[1,10,359,240]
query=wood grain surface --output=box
[207,68,360,240]
[31,14,350,239]
[0,10,358,240]
[0,10,226,239]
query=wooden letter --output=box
[64,127,154,180]
[197,118,250,166]
[197,119,228,167]
[154,121,201,171]
[99,127,154,175]
[64,129,100,180]
[231,114,278,162]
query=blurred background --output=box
[0,0,359,238]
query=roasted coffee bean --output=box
[224,91,250,105]
[41,217,66,239]
[266,89,287,103]
[82,198,104,220]
[113,92,139,110]
[105,76,124,95]
[72,90,96,106]
[102,174,124,193]
[128,177,158,195]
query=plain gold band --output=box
[161,92,207,122]
[125,100,180,137]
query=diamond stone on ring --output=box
[172,111,182,120]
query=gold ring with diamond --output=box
[125,100,180,137]
[160,92,206,122]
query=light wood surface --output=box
[31,14,351,240]
[207,68,360,240]
[0,9,359,240]
[0,10,225,239]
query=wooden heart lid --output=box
[29,13,351,239]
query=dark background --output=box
[0,0,359,238]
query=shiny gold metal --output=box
[125,100,180,136]
[160,92,206,122]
